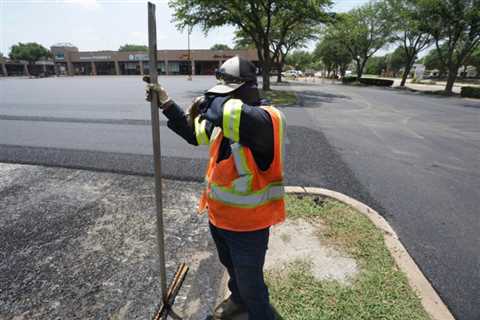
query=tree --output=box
[9,42,50,66]
[365,56,387,75]
[417,0,480,93]
[118,44,148,52]
[314,31,352,78]
[210,43,231,50]
[285,50,313,71]
[334,1,394,79]
[465,46,480,72]
[385,46,406,77]
[423,44,448,76]
[169,0,331,90]
[235,22,319,82]
[388,0,434,86]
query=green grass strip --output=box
[266,195,430,320]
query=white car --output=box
[282,70,302,78]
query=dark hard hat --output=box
[207,56,257,95]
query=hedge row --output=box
[342,76,394,87]
[342,76,358,83]
[461,86,480,99]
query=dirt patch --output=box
[266,219,358,284]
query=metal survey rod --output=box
[148,1,167,298]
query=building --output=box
[0,57,55,77]
[49,45,259,76]
[0,44,259,77]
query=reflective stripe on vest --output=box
[261,106,287,175]
[194,116,210,145]
[231,143,253,193]
[209,183,284,208]
[222,99,242,142]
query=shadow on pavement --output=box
[296,90,351,108]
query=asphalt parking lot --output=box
[1,76,479,319]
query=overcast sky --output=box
[1,0,370,55]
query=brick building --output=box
[0,44,258,77]
[49,45,259,76]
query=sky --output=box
[1,0,370,56]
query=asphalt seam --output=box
[284,186,455,320]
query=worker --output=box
[145,56,286,320]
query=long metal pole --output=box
[147,1,167,299]
[187,25,192,80]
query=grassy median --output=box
[260,89,297,106]
[266,195,430,320]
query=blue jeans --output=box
[209,223,275,320]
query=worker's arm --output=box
[161,99,214,146]
[201,97,274,170]
[144,80,213,146]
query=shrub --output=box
[461,86,480,99]
[359,78,394,87]
[342,76,357,83]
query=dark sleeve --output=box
[162,100,213,146]
[203,97,274,170]
[238,105,274,170]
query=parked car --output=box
[304,69,315,77]
[282,70,303,78]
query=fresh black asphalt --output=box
[1,76,479,319]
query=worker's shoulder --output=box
[259,98,272,106]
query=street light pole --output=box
[187,25,192,81]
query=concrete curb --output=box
[285,186,455,320]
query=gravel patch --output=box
[0,163,222,320]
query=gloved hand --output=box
[186,95,205,126]
[143,75,171,108]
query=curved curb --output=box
[286,186,455,320]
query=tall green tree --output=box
[235,22,319,83]
[334,1,394,79]
[387,46,409,76]
[285,50,313,71]
[314,31,352,78]
[388,0,434,86]
[417,0,480,93]
[9,42,50,66]
[423,44,448,76]
[118,44,148,52]
[210,43,231,50]
[365,56,388,75]
[464,46,480,73]
[169,0,331,90]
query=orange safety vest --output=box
[198,105,286,232]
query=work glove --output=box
[186,95,206,127]
[143,75,171,108]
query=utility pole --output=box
[187,25,192,81]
